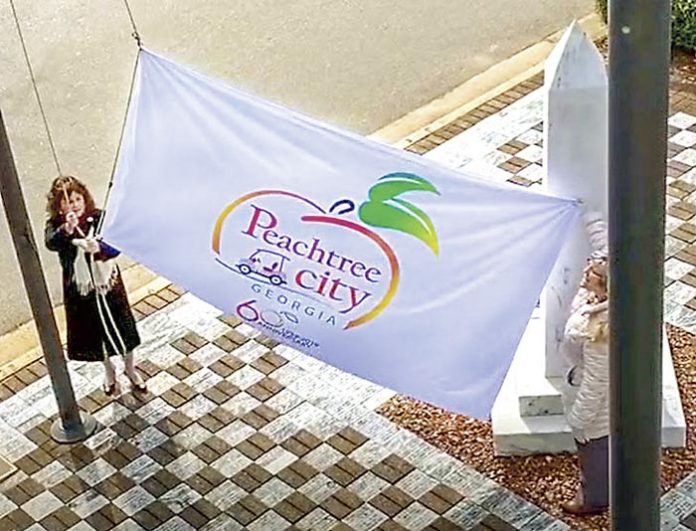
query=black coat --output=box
[45,210,140,362]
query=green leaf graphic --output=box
[358,173,440,255]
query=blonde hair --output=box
[588,311,608,343]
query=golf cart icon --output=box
[237,249,289,286]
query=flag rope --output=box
[8,0,62,176]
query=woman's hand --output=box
[63,211,79,235]
[84,238,100,255]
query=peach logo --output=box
[212,173,439,331]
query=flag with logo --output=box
[101,49,580,419]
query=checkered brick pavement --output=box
[0,287,567,530]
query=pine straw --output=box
[378,325,695,531]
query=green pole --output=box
[608,0,670,528]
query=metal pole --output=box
[609,0,670,528]
[0,107,96,443]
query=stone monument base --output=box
[491,305,687,456]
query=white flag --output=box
[102,50,580,419]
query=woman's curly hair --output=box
[46,176,96,222]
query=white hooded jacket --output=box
[561,213,609,442]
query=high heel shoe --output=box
[103,381,117,396]
[125,370,147,393]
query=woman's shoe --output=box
[103,381,117,396]
[561,500,607,515]
[124,371,147,393]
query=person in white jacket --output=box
[561,212,609,515]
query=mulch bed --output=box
[379,324,695,531]
[596,38,696,94]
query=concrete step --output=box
[491,310,686,456]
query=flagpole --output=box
[608,0,670,527]
[0,107,96,443]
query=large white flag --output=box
[102,50,580,419]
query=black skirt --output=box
[64,265,141,361]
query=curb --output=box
[0,13,607,381]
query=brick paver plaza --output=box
[1,73,696,530]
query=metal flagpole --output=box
[0,107,96,443]
[608,0,671,528]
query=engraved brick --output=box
[132,509,160,530]
[203,387,228,405]
[240,494,267,515]
[428,516,462,530]
[171,338,198,355]
[334,488,362,510]
[373,455,414,484]
[193,443,220,464]
[247,378,282,402]
[161,388,188,408]
[97,504,127,525]
[198,414,225,433]
[15,455,41,476]
[153,469,179,490]
[668,185,689,199]
[282,437,313,458]
[250,358,277,375]
[243,405,279,429]
[683,271,696,288]
[168,284,186,296]
[52,506,81,527]
[242,410,271,430]
[370,494,401,517]
[4,485,31,506]
[295,430,322,450]
[211,406,236,424]
[237,440,265,460]
[232,464,272,491]
[198,466,225,488]
[481,513,517,531]
[224,330,249,347]
[508,175,533,187]
[141,477,168,498]
[172,383,197,402]
[133,300,157,318]
[248,433,275,452]
[179,506,208,529]
[326,458,367,487]
[144,294,168,310]
[274,499,305,523]
[672,226,696,243]
[678,248,696,266]
[49,481,79,504]
[420,492,453,515]
[209,360,235,377]
[278,461,318,488]
[221,354,245,371]
[228,504,257,526]
[255,335,280,349]
[213,335,238,353]
[218,314,242,328]
[192,498,221,520]
[187,474,216,495]
[157,287,180,303]
[322,495,354,519]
